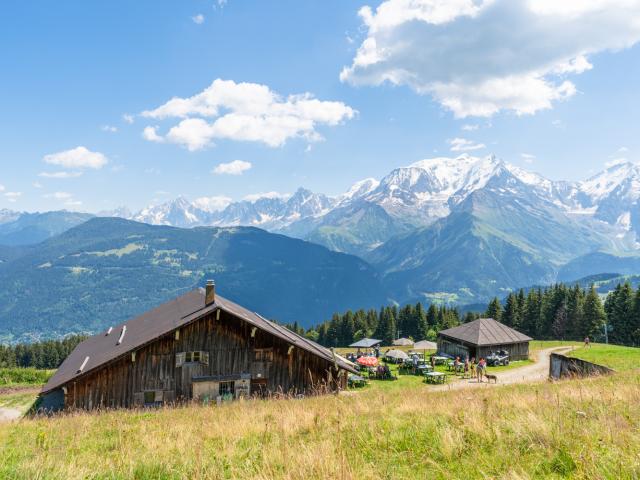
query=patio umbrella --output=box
[384,349,409,361]
[356,356,378,367]
[413,340,437,350]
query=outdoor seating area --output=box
[342,344,503,389]
[424,371,446,384]
[368,364,397,380]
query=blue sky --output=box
[1,0,640,212]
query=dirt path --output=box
[0,386,41,396]
[0,407,22,422]
[431,346,574,392]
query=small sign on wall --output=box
[235,379,250,399]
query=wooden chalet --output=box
[40,281,356,411]
[437,318,532,361]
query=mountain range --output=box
[0,210,92,246]
[108,155,640,301]
[110,155,640,253]
[0,218,385,343]
[2,154,640,337]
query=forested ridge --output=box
[0,335,86,369]
[3,282,639,368]
[302,282,640,348]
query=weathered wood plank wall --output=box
[65,310,344,410]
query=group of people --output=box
[346,345,381,363]
[452,356,489,382]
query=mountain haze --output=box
[3,155,640,327]
[0,218,385,342]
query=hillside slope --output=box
[1,354,638,479]
[0,218,386,342]
[369,173,611,304]
[0,211,93,246]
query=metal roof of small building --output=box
[42,288,356,394]
[349,338,382,348]
[438,318,532,346]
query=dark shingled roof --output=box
[349,338,382,348]
[438,318,532,346]
[42,288,356,394]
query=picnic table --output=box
[447,361,465,373]
[417,364,433,374]
[348,374,368,388]
[431,356,449,365]
[424,371,446,384]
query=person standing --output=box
[584,336,591,348]
[477,358,486,382]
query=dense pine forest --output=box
[2,282,639,368]
[288,303,465,347]
[304,282,640,348]
[0,335,86,369]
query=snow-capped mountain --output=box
[5,154,640,307]
[131,196,210,228]
[570,161,640,234]
[0,209,21,225]
[115,154,640,255]
[121,188,336,231]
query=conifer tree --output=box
[522,289,541,338]
[583,285,606,339]
[502,293,519,327]
[610,282,633,344]
[566,284,584,340]
[415,302,428,340]
[485,297,502,321]
[426,304,438,328]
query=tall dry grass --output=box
[1,371,639,479]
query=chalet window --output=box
[254,348,273,362]
[142,390,164,406]
[219,381,235,397]
[176,351,209,367]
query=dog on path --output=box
[485,373,498,383]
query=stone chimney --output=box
[205,280,216,306]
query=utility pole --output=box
[604,322,609,344]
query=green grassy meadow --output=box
[0,368,55,388]
[0,341,638,479]
[568,344,640,371]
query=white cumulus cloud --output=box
[341,0,640,117]
[448,137,485,152]
[212,160,252,175]
[521,153,536,164]
[142,126,165,143]
[192,14,205,24]
[4,192,22,203]
[192,195,233,212]
[43,146,108,169]
[38,171,83,179]
[43,191,82,207]
[242,191,291,202]
[43,191,73,200]
[140,79,356,151]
